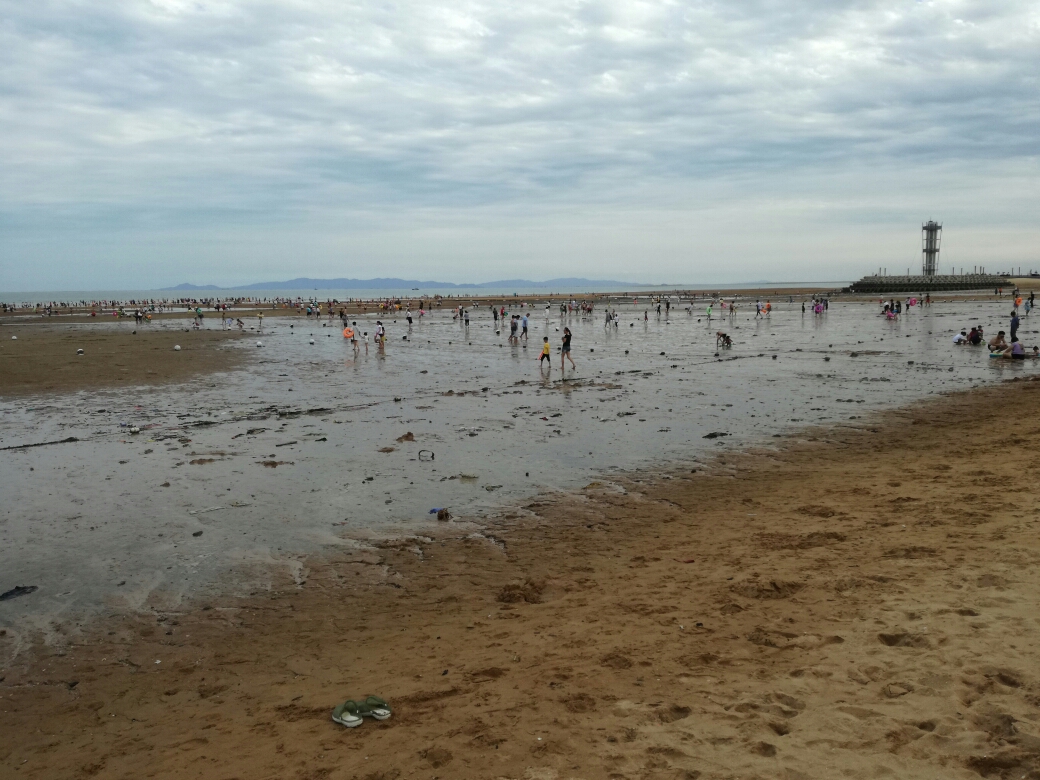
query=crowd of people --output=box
[878,295,931,318]
[950,290,1038,359]
[15,286,1040,373]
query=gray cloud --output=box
[1,0,1037,289]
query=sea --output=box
[1,282,851,306]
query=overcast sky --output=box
[1,0,1037,290]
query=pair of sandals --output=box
[331,695,392,728]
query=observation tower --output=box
[921,221,942,277]
[846,221,1001,293]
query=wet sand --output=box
[0,325,246,396]
[5,298,1037,625]
[3,377,1039,779]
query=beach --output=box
[0,325,246,396]
[2,374,1039,779]
[6,0,1037,774]
[1,298,1039,779]
[0,286,1028,396]
[4,298,1036,622]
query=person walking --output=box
[561,327,576,371]
[539,336,552,371]
[1010,310,1020,342]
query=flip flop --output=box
[332,700,363,728]
[356,695,392,720]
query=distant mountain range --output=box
[164,277,651,291]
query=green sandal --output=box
[356,695,392,720]
[332,700,363,728]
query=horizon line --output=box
[2,280,856,295]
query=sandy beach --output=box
[2,371,1039,779]
[0,325,246,396]
[5,0,1037,776]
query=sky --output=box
[1,0,1037,291]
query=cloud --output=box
[0,0,1037,289]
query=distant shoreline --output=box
[156,276,851,293]
[0,285,859,316]
[1,282,853,306]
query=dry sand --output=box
[0,326,246,396]
[2,379,1040,779]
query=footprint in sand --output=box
[420,746,453,768]
[657,704,692,723]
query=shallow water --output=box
[1,299,1035,629]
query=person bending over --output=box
[1002,339,1027,360]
